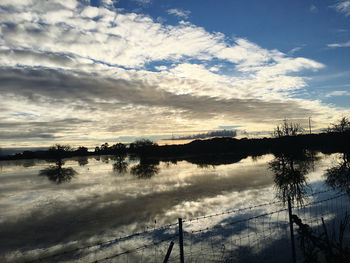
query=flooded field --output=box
[0,151,349,262]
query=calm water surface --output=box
[0,152,348,262]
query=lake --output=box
[0,151,349,262]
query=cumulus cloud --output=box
[0,2,321,71]
[167,8,191,19]
[0,0,343,145]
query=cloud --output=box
[325,90,350,97]
[134,0,152,4]
[310,4,318,13]
[0,49,75,68]
[327,40,350,48]
[0,66,337,146]
[167,8,191,19]
[332,0,350,16]
[0,2,322,73]
[336,28,348,33]
[0,0,344,145]
[288,47,302,55]
[154,65,167,71]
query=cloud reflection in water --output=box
[0,153,341,262]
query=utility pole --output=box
[309,117,312,134]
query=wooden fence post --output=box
[178,218,184,263]
[163,241,174,263]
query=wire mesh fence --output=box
[19,190,350,263]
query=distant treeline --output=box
[1,117,349,161]
[1,131,349,161]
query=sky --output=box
[0,0,349,148]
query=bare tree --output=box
[48,144,72,152]
[273,119,304,137]
[327,117,350,133]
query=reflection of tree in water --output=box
[100,155,110,163]
[187,154,244,168]
[112,153,128,175]
[22,159,37,168]
[325,152,350,195]
[77,157,88,166]
[39,159,77,184]
[130,158,160,179]
[269,150,319,205]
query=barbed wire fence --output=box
[18,189,349,263]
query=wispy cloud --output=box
[310,4,318,13]
[288,46,302,55]
[327,40,350,48]
[332,0,350,16]
[134,0,152,4]
[325,90,350,97]
[167,8,191,19]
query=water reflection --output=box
[2,151,346,263]
[112,153,128,175]
[22,159,37,168]
[269,150,319,205]
[39,159,77,184]
[130,158,160,179]
[77,157,88,166]
[185,154,245,168]
[325,152,350,195]
[100,155,110,163]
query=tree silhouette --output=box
[273,119,304,137]
[129,139,158,156]
[75,146,88,155]
[47,144,73,160]
[100,142,109,152]
[327,117,350,133]
[110,143,126,153]
[325,152,350,195]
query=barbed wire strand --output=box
[91,234,177,263]
[190,193,347,234]
[24,190,346,263]
[182,188,336,224]
[24,224,178,262]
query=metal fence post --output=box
[178,218,184,263]
[288,196,296,263]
